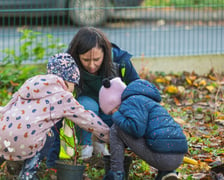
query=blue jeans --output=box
[76,96,113,145]
[46,119,63,168]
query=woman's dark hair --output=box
[67,26,113,78]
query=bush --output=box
[0,29,66,105]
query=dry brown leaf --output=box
[193,81,199,87]
[189,74,197,81]
[174,117,187,125]
[10,80,19,87]
[215,119,224,126]
[192,173,207,179]
[173,97,181,106]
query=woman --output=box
[47,27,140,163]
[67,27,140,160]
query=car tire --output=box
[68,0,108,26]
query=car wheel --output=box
[68,0,108,26]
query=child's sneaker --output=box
[156,171,178,180]
[18,172,39,180]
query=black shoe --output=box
[155,171,178,180]
[103,170,125,180]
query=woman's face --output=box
[79,47,104,75]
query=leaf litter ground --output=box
[0,69,223,180]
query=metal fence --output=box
[0,0,223,62]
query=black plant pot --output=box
[55,160,85,180]
[103,155,132,180]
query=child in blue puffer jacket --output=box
[99,77,188,180]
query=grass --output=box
[143,0,224,8]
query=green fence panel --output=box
[0,0,223,63]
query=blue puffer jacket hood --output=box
[121,79,161,103]
[112,79,188,154]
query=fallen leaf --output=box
[10,80,19,87]
[199,79,207,86]
[186,76,192,85]
[204,158,214,163]
[155,77,167,84]
[206,85,216,93]
[174,117,187,125]
[164,85,178,94]
[173,97,181,106]
[192,173,207,179]
[208,74,217,81]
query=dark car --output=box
[0,0,144,26]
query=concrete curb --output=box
[132,54,224,75]
[112,9,224,21]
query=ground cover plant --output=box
[0,66,223,180]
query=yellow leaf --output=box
[206,85,216,93]
[183,157,198,165]
[164,85,178,94]
[183,157,211,170]
[208,74,217,81]
[186,77,192,85]
[155,77,167,84]
[199,79,207,86]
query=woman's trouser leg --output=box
[76,96,100,146]
[75,96,100,158]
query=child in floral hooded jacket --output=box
[99,77,188,180]
[0,53,109,180]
